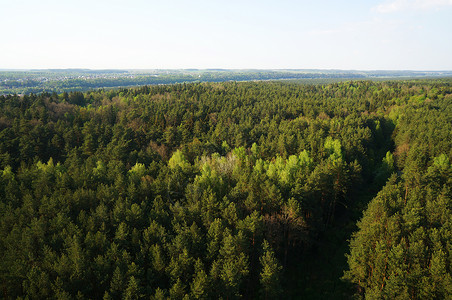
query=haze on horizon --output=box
[2,0,452,71]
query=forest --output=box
[0,79,451,299]
[2,69,452,95]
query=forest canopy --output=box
[0,79,451,299]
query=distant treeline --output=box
[1,69,452,95]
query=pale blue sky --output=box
[2,0,452,70]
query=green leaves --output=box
[324,137,342,160]
[168,150,191,171]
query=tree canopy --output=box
[0,79,451,299]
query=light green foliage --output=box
[253,158,266,174]
[36,158,55,173]
[382,151,394,171]
[251,142,259,157]
[232,146,247,162]
[93,160,107,178]
[324,136,342,160]
[127,162,146,180]
[298,150,313,169]
[2,165,14,180]
[432,153,450,171]
[264,151,313,186]
[168,150,191,171]
[194,163,224,195]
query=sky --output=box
[1,0,452,70]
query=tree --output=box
[169,278,187,300]
[123,276,141,300]
[190,259,210,299]
[259,240,282,299]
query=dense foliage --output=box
[0,79,451,299]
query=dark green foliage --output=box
[343,82,452,298]
[0,79,451,299]
[344,173,451,299]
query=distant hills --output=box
[1,69,452,95]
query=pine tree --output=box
[123,276,140,300]
[259,240,282,299]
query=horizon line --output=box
[1,68,452,72]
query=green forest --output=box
[1,69,363,95]
[2,69,452,95]
[0,79,451,299]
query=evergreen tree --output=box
[259,240,282,299]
